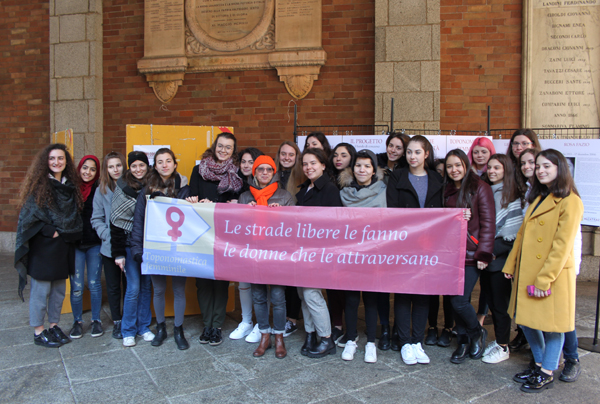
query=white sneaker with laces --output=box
[483,340,499,356]
[229,321,253,340]
[140,331,155,342]
[341,340,357,361]
[482,343,509,364]
[412,343,430,364]
[123,336,136,347]
[401,343,417,365]
[245,324,262,343]
[364,342,377,363]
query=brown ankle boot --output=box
[274,333,287,359]
[253,332,272,357]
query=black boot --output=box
[307,336,336,358]
[391,322,400,351]
[450,335,470,364]
[469,326,488,359]
[301,332,317,356]
[378,324,391,351]
[173,325,189,350]
[509,326,529,352]
[151,322,167,347]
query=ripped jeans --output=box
[70,245,103,323]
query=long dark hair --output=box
[330,142,357,175]
[145,148,179,197]
[506,129,541,165]
[237,147,263,166]
[301,148,334,181]
[444,149,480,209]
[487,154,519,209]
[407,135,435,169]
[305,132,332,158]
[98,151,126,194]
[528,149,579,204]
[384,131,410,168]
[515,147,538,197]
[19,143,83,210]
[125,152,150,190]
[202,132,238,164]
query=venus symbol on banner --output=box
[146,201,210,245]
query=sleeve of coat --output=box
[502,224,524,276]
[91,190,109,241]
[282,191,295,207]
[328,184,343,207]
[474,182,496,263]
[130,192,147,259]
[110,223,127,260]
[386,170,400,208]
[189,166,200,197]
[534,194,583,291]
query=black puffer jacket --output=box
[386,168,443,208]
[131,185,190,261]
[444,177,495,266]
[295,175,342,207]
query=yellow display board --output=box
[127,124,236,316]
[51,128,74,157]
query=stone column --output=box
[49,0,103,160]
[375,0,440,130]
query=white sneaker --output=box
[341,340,357,361]
[482,344,510,364]
[123,336,136,347]
[401,343,417,365]
[140,331,155,342]
[483,340,500,357]
[245,324,261,343]
[229,321,253,340]
[412,343,430,364]
[364,342,377,363]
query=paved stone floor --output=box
[1,252,600,403]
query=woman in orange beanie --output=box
[238,155,294,358]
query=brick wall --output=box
[0,1,50,232]
[440,0,522,132]
[103,0,375,158]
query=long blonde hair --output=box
[275,141,306,199]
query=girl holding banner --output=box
[131,148,191,350]
[188,132,243,346]
[111,151,153,347]
[504,149,583,393]
[444,149,495,364]
[338,149,387,363]
[295,148,342,358]
[238,155,294,358]
[387,136,444,366]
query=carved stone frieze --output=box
[146,73,185,104]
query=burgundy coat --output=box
[444,177,496,266]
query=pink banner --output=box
[213,205,466,295]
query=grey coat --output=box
[238,181,295,207]
[91,187,114,258]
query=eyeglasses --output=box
[256,167,274,173]
[216,144,233,151]
[512,141,532,148]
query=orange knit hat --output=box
[252,155,277,176]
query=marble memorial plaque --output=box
[523,0,600,128]
[276,0,321,49]
[144,0,185,57]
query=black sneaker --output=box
[559,358,581,382]
[437,328,452,347]
[331,327,344,344]
[199,327,212,344]
[69,322,83,339]
[34,329,62,348]
[50,325,70,345]
[425,327,438,345]
[283,320,298,337]
[91,320,104,338]
[112,320,123,339]
[209,328,223,346]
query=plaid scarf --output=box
[198,157,242,194]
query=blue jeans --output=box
[252,284,286,333]
[71,245,103,322]
[563,329,579,360]
[521,325,565,371]
[121,247,152,338]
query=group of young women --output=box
[16,129,583,393]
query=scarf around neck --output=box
[198,157,242,194]
[491,182,523,241]
[340,180,387,207]
[77,155,100,202]
[250,182,278,206]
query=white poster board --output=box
[133,145,170,166]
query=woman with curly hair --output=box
[15,143,83,348]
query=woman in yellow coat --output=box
[502,149,583,393]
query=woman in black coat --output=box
[188,132,243,346]
[386,136,443,366]
[295,148,342,358]
[15,144,83,348]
